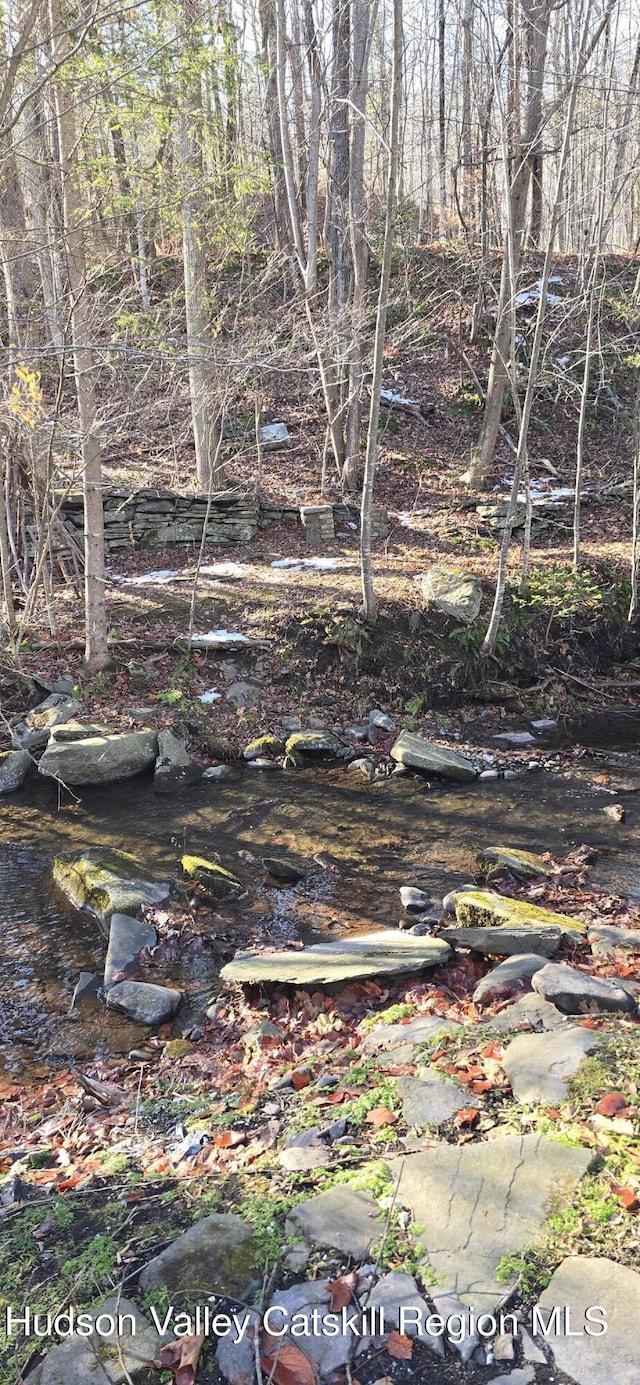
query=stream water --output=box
[2,737,640,1079]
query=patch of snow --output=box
[260,422,290,449]
[380,388,419,407]
[119,570,178,586]
[200,562,247,578]
[190,629,252,648]
[199,688,222,704]
[556,356,572,367]
[270,557,343,572]
[515,278,563,308]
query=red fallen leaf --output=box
[327,1270,359,1310]
[595,1093,630,1117]
[291,1070,310,1091]
[149,1333,205,1384]
[0,1084,24,1101]
[455,1108,480,1128]
[457,1065,484,1083]
[387,1330,413,1360]
[469,1079,494,1094]
[384,1064,416,1077]
[577,1019,602,1029]
[365,1106,398,1129]
[616,1186,640,1212]
[481,1043,503,1059]
[260,1339,317,1385]
[214,1130,247,1149]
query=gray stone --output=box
[421,566,482,624]
[519,1326,547,1363]
[53,847,170,922]
[473,953,548,1006]
[487,1372,534,1385]
[261,1283,348,1378]
[400,886,431,913]
[70,971,99,1007]
[477,846,551,880]
[139,1214,255,1297]
[216,1308,259,1385]
[15,693,83,750]
[588,923,640,955]
[221,929,451,987]
[278,1146,331,1171]
[392,1134,592,1314]
[39,729,158,785]
[106,981,182,1025]
[0,747,30,794]
[364,1271,443,1353]
[40,1295,170,1384]
[441,925,563,957]
[369,709,396,732]
[285,730,341,756]
[348,756,375,777]
[285,1187,382,1260]
[493,730,537,745]
[502,1026,602,1104]
[390,730,478,782]
[246,757,280,770]
[226,681,260,709]
[532,962,637,1014]
[104,914,157,990]
[535,1256,640,1384]
[153,728,201,793]
[482,992,569,1033]
[397,1072,478,1127]
[361,1014,459,1054]
[203,764,236,781]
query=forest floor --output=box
[2,246,640,1385]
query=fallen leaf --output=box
[327,1270,358,1310]
[595,1093,629,1117]
[148,1333,205,1384]
[455,1108,480,1128]
[291,1070,310,1091]
[365,1107,398,1129]
[616,1185,640,1212]
[387,1330,413,1360]
[260,1338,317,1385]
[213,1130,247,1149]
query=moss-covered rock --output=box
[53,847,171,923]
[284,731,340,757]
[454,889,585,934]
[181,854,241,898]
[243,734,285,761]
[477,846,552,880]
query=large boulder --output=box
[421,566,483,624]
[106,980,182,1025]
[0,747,30,794]
[39,728,158,785]
[53,847,170,922]
[221,929,451,987]
[473,953,548,1005]
[138,1214,255,1297]
[390,730,477,782]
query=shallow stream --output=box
[2,734,640,1078]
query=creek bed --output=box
[1,759,638,1077]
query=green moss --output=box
[243,735,284,759]
[476,846,551,880]
[454,889,585,933]
[181,854,241,897]
[361,1003,416,1034]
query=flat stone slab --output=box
[104,914,157,990]
[588,923,640,954]
[39,729,158,785]
[0,747,30,794]
[285,1187,382,1260]
[285,730,341,755]
[502,1027,602,1104]
[536,1256,640,1384]
[455,889,585,934]
[397,1072,478,1127]
[532,962,637,1014]
[40,1295,170,1384]
[139,1213,255,1297]
[361,1014,460,1054]
[153,728,201,793]
[441,924,562,957]
[221,930,451,986]
[53,848,170,922]
[473,953,548,1005]
[391,1134,592,1314]
[477,846,551,880]
[390,730,477,782]
[16,693,83,751]
[106,981,182,1025]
